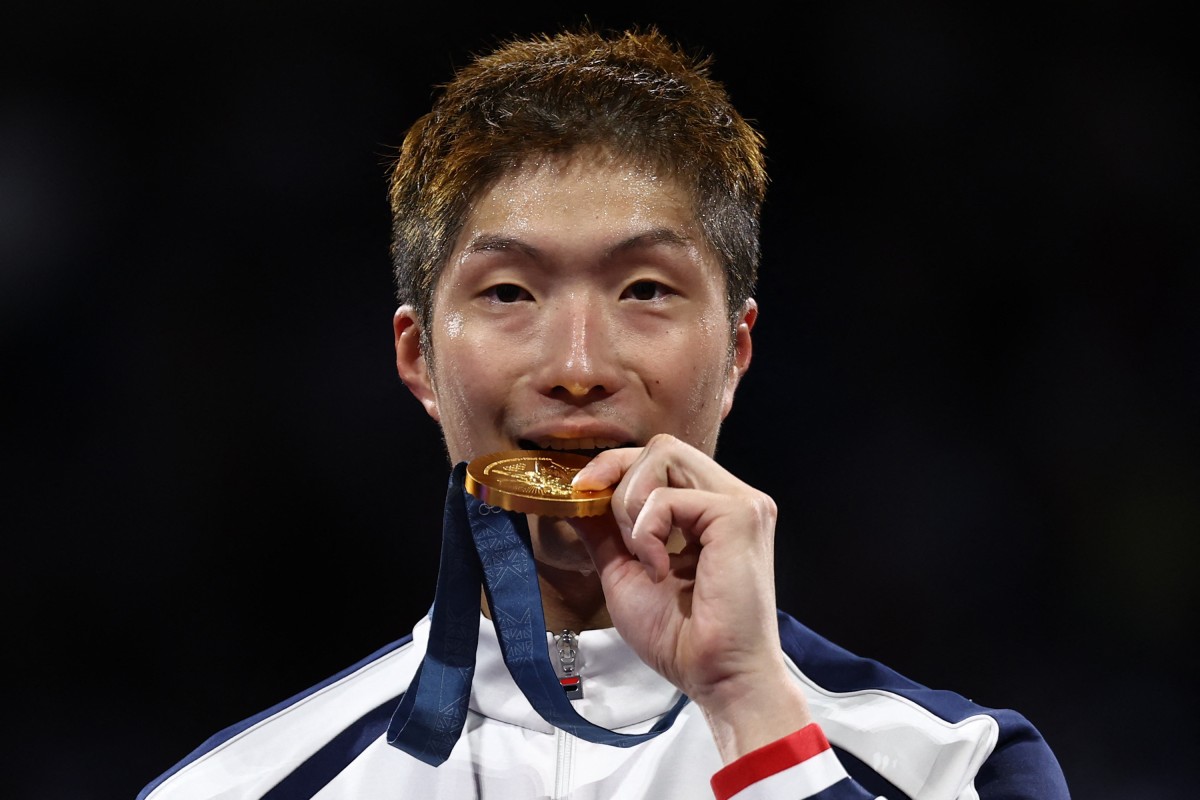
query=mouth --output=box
[517,437,634,459]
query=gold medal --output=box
[465,450,612,517]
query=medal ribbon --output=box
[387,461,689,766]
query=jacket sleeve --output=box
[972,711,1071,800]
[709,724,880,800]
[710,719,1070,800]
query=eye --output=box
[621,280,672,301]
[483,283,532,303]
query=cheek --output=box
[442,309,465,340]
[670,336,734,444]
[683,362,728,417]
[431,321,522,430]
[429,337,485,430]
[435,342,492,412]
[667,365,725,452]
[430,365,494,462]
[648,347,725,411]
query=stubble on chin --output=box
[528,514,604,574]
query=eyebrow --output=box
[608,228,694,259]
[462,236,537,258]
[461,228,694,261]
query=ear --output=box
[720,298,757,420]
[393,305,440,422]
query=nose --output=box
[539,294,622,403]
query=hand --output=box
[568,433,813,760]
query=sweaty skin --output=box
[393,149,812,761]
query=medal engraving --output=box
[465,450,613,517]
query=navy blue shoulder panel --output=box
[776,610,1070,799]
[136,632,416,800]
[778,608,1040,722]
[260,695,401,800]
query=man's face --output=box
[397,152,754,467]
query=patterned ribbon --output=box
[387,461,689,766]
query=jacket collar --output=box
[447,613,686,735]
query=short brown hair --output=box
[387,26,767,334]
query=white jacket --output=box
[137,611,1068,799]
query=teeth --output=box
[535,437,621,451]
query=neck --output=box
[536,559,612,632]
[476,511,613,633]
[479,561,611,634]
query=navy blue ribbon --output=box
[388,461,689,766]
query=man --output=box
[138,26,1070,799]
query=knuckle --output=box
[644,432,679,452]
[747,491,777,527]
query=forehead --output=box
[455,151,704,253]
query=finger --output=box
[614,435,723,532]
[627,486,726,581]
[572,447,645,542]
[566,491,685,586]
[627,488,671,580]
[571,446,642,490]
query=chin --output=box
[529,516,597,572]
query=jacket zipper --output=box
[555,629,583,700]
[553,727,576,799]
[553,630,581,797]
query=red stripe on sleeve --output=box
[710,723,831,800]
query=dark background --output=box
[4,2,1196,798]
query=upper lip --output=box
[517,421,639,450]
[520,436,628,452]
